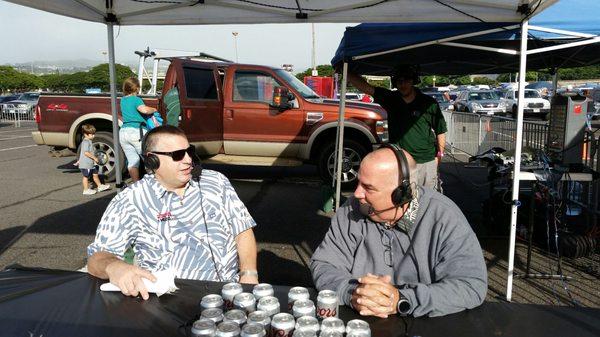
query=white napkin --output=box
[100,269,178,297]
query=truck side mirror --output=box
[272,86,292,111]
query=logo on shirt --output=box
[157,211,174,222]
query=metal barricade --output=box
[444,111,549,156]
[0,104,35,127]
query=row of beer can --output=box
[193,313,371,337]
[201,283,339,320]
[192,283,370,337]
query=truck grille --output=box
[528,102,544,108]
[483,103,498,108]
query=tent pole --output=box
[506,19,529,302]
[334,63,349,210]
[106,22,123,186]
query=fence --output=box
[0,104,35,127]
[443,111,549,156]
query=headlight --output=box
[471,103,482,109]
[376,120,388,143]
[498,102,507,109]
[447,105,454,111]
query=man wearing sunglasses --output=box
[310,147,487,318]
[87,126,258,300]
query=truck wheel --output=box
[318,139,368,188]
[92,131,125,182]
[511,106,517,119]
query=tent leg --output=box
[107,22,123,186]
[334,63,349,210]
[506,20,529,302]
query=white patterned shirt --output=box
[87,170,256,281]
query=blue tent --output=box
[332,0,600,75]
[329,0,600,303]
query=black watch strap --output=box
[394,286,411,315]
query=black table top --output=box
[0,267,598,337]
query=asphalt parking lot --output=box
[0,121,598,307]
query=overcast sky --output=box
[0,1,352,71]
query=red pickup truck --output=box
[32,58,388,185]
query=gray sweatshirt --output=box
[310,186,487,317]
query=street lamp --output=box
[232,32,239,62]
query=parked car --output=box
[0,94,20,113]
[453,90,507,115]
[0,92,40,115]
[501,88,551,120]
[423,91,454,111]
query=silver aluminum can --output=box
[234,292,257,313]
[247,310,271,328]
[257,296,280,316]
[345,319,370,337]
[292,331,317,337]
[253,283,275,300]
[320,318,344,334]
[192,318,216,337]
[294,316,319,334]
[292,299,315,318]
[316,290,338,320]
[287,287,309,311]
[318,331,343,337]
[241,323,266,337]
[222,283,244,310]
[216,321,241,337]
[224,309,247,326]
[202,294,225,310]
[202,308,225,324]
[270,313,295,337]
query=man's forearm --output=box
[436,133,446,153]
[235,228,257,272]
[347,72,375,96]
[87,251,122,279]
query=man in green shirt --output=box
[347,65,447,189]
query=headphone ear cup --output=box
[391,182,413,206]
[145,153,160,172]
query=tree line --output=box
[0,64,135,94]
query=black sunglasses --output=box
[150,145,195,161]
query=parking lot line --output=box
[0,128,36,134]
[0,136,32,141]
[0,144,37,152]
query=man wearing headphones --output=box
[87,126,258,300]
[310,145,487,317]
[347,65,447,190]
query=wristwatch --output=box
[395,287,411,315]
[238,270,258,278]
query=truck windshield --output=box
[275,69,320,99]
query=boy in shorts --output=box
[78,124,111,195]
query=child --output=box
[78,124,111,195]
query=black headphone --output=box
[391,64,420,88]
[380,143,413,207]
[141,127,161,172]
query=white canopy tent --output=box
[6,0,563,301]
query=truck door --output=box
[222,67,306,157]
[175,60,223,156]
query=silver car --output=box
[0,92,40,115]
[453,90,507,115]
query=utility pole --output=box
[311,23,318,76]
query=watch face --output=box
[397,299,411,314]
